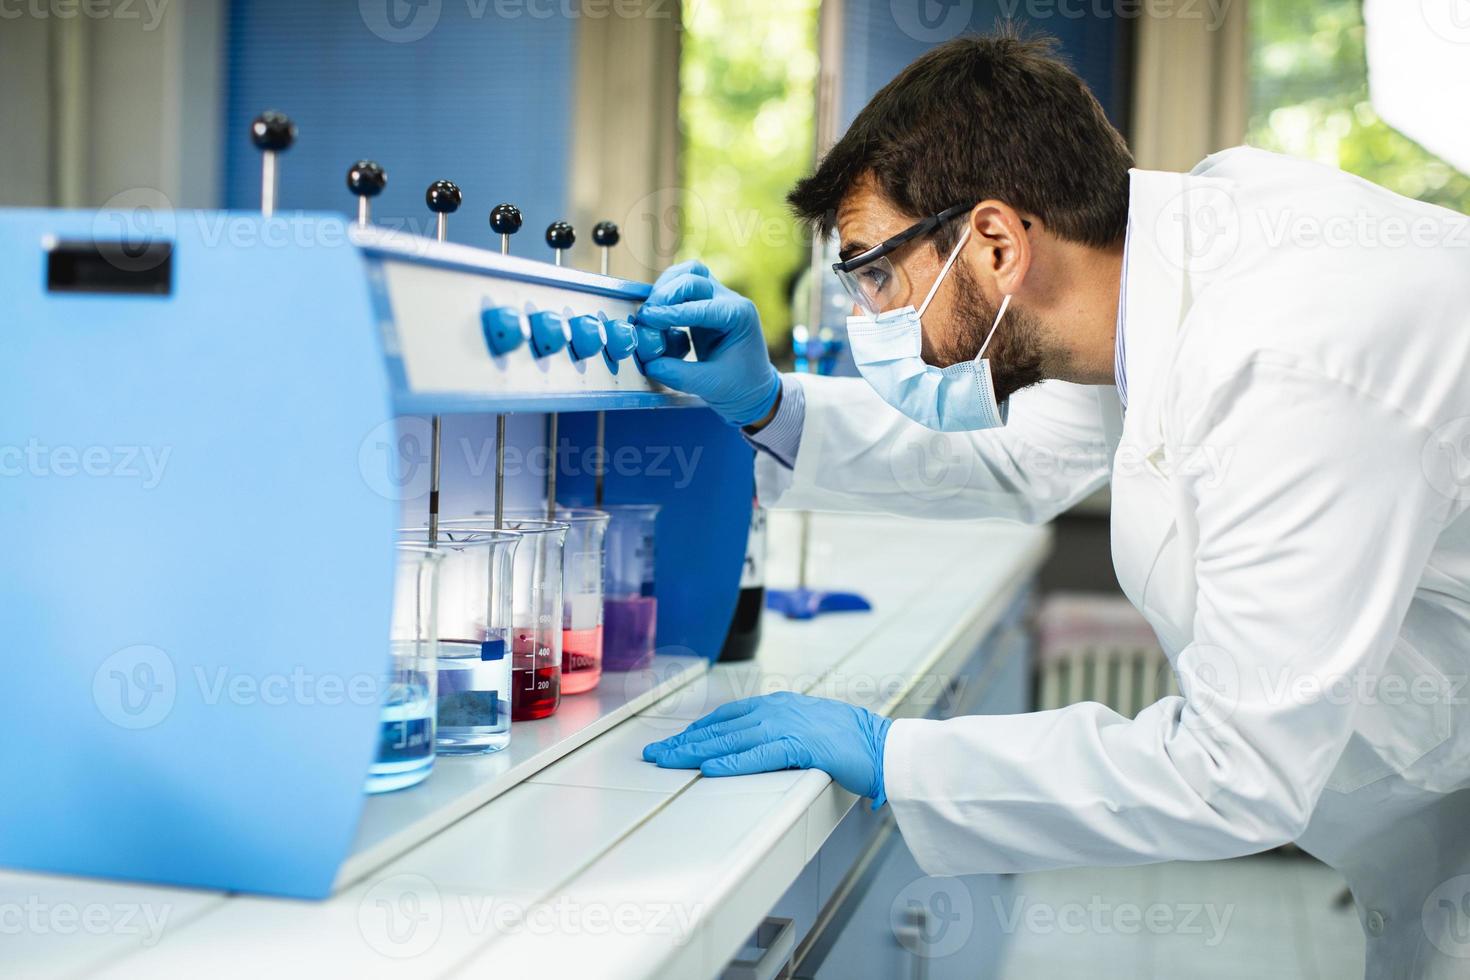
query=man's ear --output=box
[967,201,1032,297]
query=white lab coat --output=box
[757,148,1470,978]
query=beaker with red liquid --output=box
[552,508,609,694]
[495,508,610,695]
[506,518,568,719]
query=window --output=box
[678,0,821,344]
[1249,0,1470,214]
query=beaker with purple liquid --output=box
[601,504,661,672]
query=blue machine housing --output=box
[0,208,750,898]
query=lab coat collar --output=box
[1115,166,1237,435]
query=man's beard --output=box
[920,260,1045,403]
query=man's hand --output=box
[635,260,780,428]
[642,692,893,806]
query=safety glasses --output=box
[832,204,973,316]
[832,204,1029,316]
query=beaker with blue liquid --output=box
[398,528,520,755]
[366,544,442,794]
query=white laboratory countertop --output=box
[5,513,1051,980]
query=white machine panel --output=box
[357,230,695,410]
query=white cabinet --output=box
[805,824,1015,980]
[723,587,1035,979]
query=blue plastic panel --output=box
[0,209,398,898]
[223,1,575,257]
[557,409,752,661]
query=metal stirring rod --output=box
[489,204,523,531]
[546,413,558,520]
[250,111,295,223]
[594,411,606,508]
[545,222,575,520]
[425,179,463,545]
[429,416,442,546]
[593,222,620,508]
[495,415,506,530]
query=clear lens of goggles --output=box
[835,255,899,316]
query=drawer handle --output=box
[722,916,796,980]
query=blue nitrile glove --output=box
[635,260,781,427]
[642,692,894,807]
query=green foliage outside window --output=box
[678,0,821,345]
[1249,0,1470,214]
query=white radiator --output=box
[1033,593,1178,716]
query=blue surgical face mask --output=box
[845,227,1011,432]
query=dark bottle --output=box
[719,498,766,662]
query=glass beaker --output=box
[397,528,520,755]
[600,504,661,672]
[495,507,609,695]
[442,517,568,721]
[367,544,442,794]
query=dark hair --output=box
[788,28,1131,249]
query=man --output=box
[637,31,1470,978]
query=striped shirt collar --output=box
[1114,219,1132,411]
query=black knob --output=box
[346,160,386,198]
[489,203,523,235]
[250,111,296,152]
[426,180,462,214]
[592,221,620,247]
[545,221,575,250]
